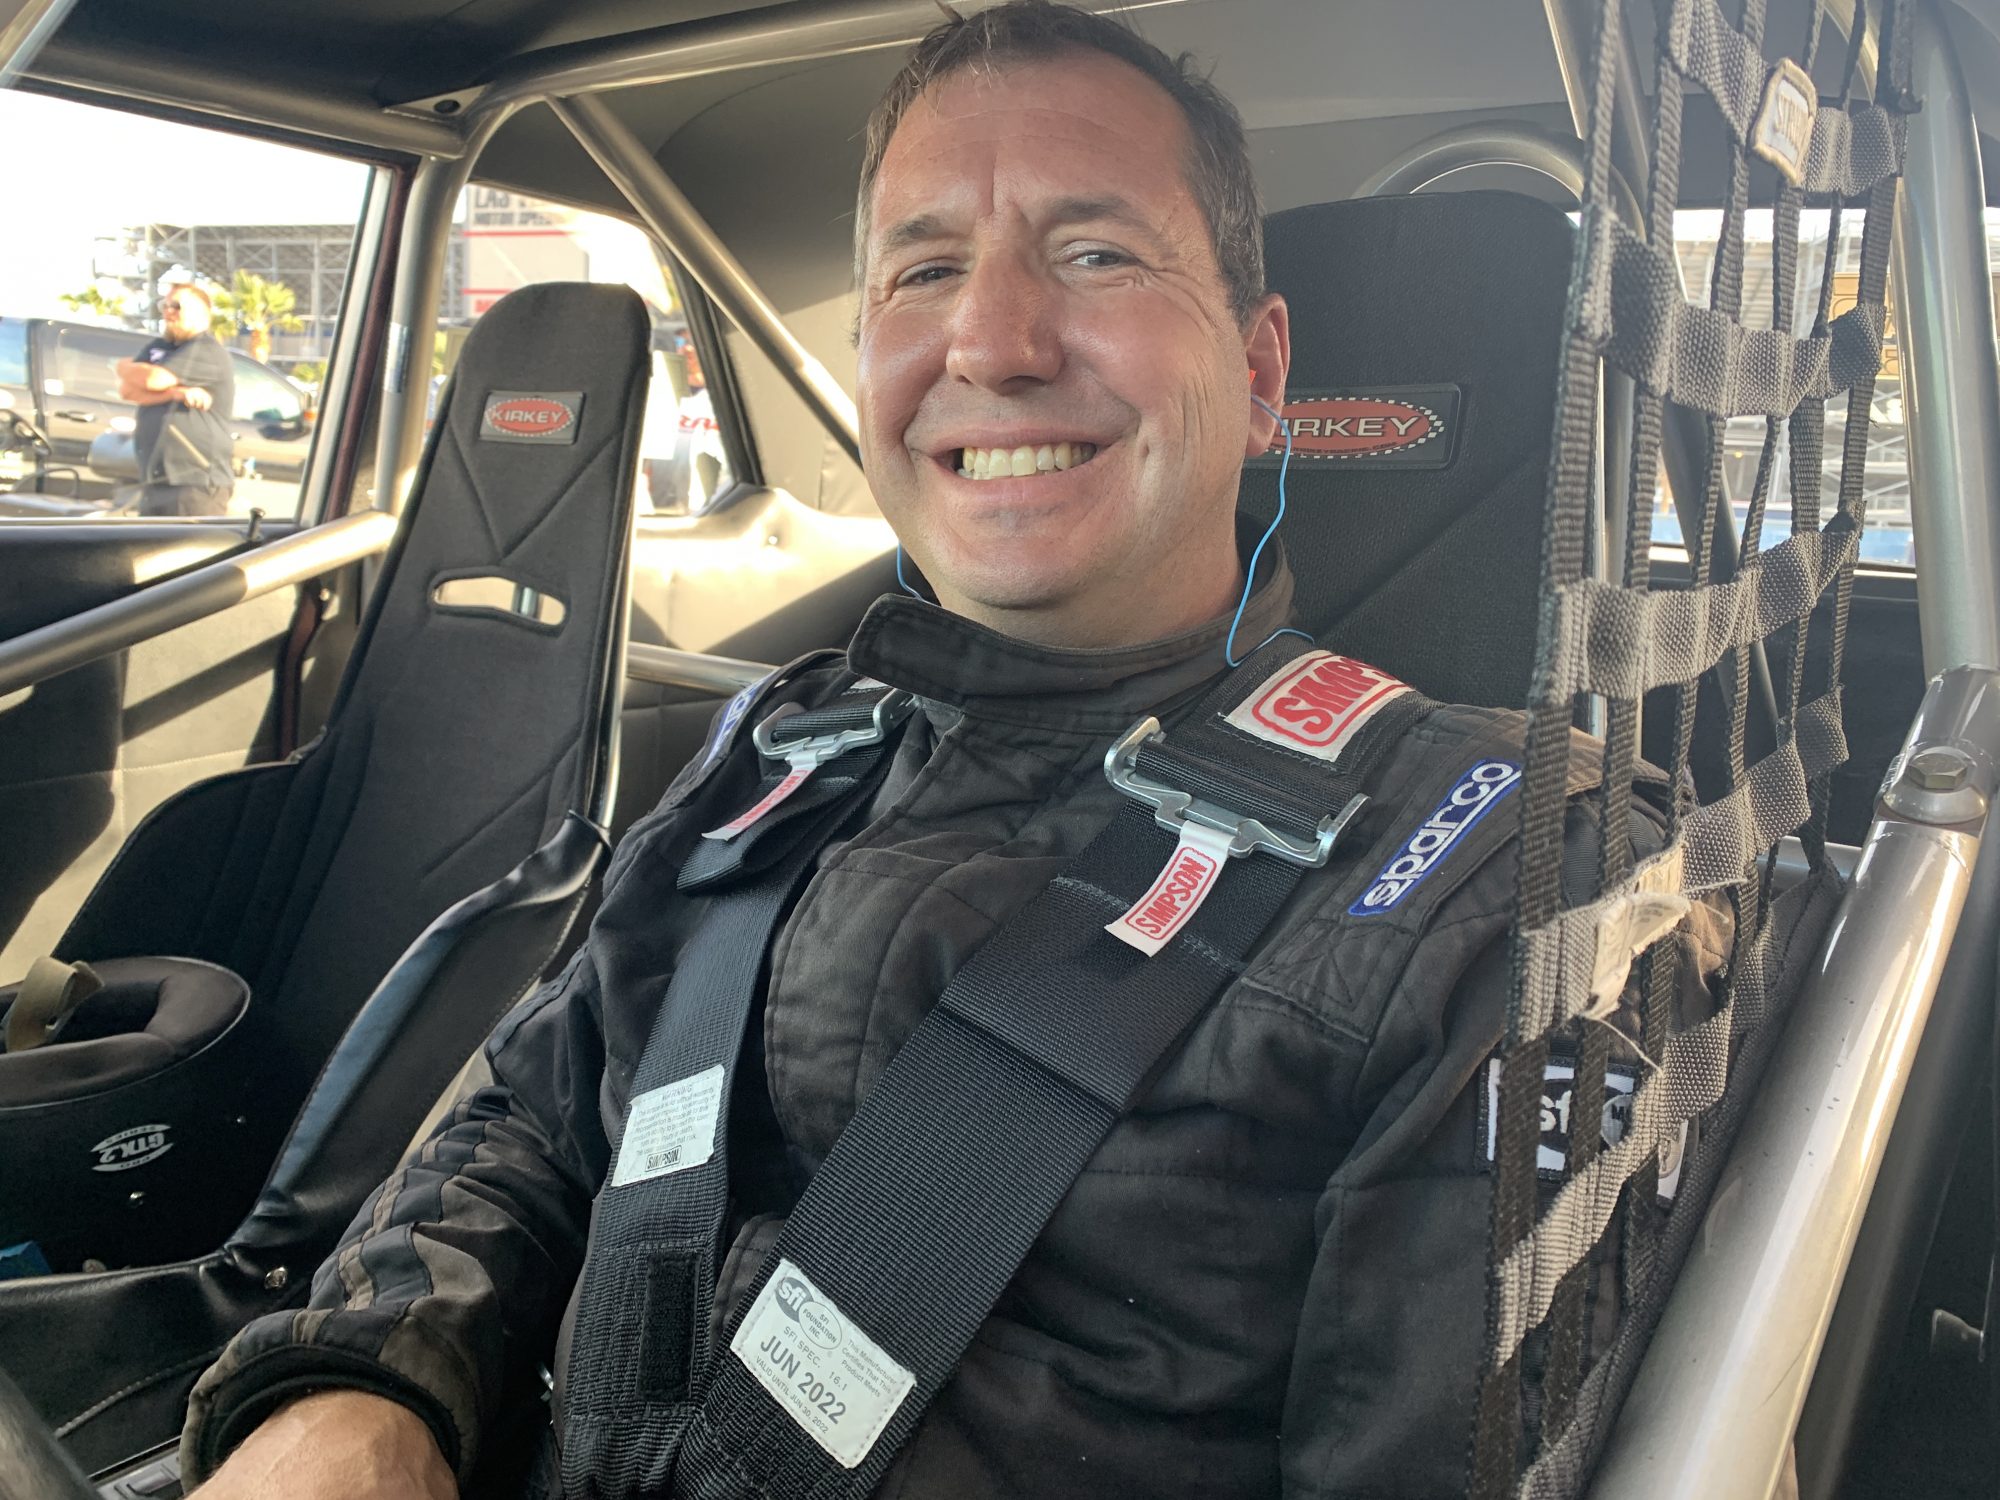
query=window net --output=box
[1468,1,1914,1493]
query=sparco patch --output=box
[1349,760,1521,915]
[1224,651,1411,763]
[479,390,583,444]
[1248,385,1462,470]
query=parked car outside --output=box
[0,316,314,513]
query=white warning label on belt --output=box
[1105,818,1235,956]
[730,1258,914,1469]
[610,1065,725,1188]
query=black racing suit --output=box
[132,333,234,517]
[181,547,1727,1497]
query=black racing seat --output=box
[1243,190,1574,708]
[0,282,648,1472]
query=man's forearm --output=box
[187,1390,455,1500]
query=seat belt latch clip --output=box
[705,690,917,843]
[754,690,917,772]
[1104,716,1365,869]
[1103,717,1365,955]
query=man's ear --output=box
[1242,292,1290,459]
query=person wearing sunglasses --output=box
[114,280,237,517]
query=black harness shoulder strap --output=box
[561,682,915,1499]
[663,641,1435,1500]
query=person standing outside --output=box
[116,281,236,517]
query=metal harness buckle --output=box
[1103,715,1365,869]
[754,689,917,772]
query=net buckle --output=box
[753,690,917,772]
[1103,716,1365,869]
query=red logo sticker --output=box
[1130,848,1221,939]
[1225,651,1410,763]
[703,766,813,842]
[488,398,574,435]
[1273,397,1437,458]
[1106,821,1236,957]
[479,390,585,445]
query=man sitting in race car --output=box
[184,4,1722,1496]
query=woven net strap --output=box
[1490,1003,1734,1370]
[1576,208,1888,417]
[1665,0,1906,196]
[1516,688,1844,1038]
[1539,516,1859,701]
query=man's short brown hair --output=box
[856,0,1266,324]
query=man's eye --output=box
[1070,249,1132,269]
[896,264,957,288]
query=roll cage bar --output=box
[2,3,1998,1495]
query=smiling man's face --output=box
[856,48,1288,647]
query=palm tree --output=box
[212,271,305,362]
[56,285,129,322]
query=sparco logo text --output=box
[1350,760,1522,915]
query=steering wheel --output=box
[0,1365,97,1500]
[0,408,55,459]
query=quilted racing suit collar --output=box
[847,528,1298,737]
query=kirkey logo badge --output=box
[1225,651,1412,763]
[1350,759,1522,915]
[1249,384,1463,471]
[479,390,584,445]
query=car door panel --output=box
[0,520,301,979]
[40,325,138,479]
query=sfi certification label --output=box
[730,1258,914,1469]
[610,1065,724,1188]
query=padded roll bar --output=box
[550,92,863,471]
[0,509,398,700]
[625,641,770,696]
[1590,664,1999,1498]
[0,0,74,91]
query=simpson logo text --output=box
[1224,651,1411,763]
[1106,819,1236,956]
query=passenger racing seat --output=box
[0,282,646,1472]
[1242,189,1573,708]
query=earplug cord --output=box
[896,546,924,599]
[1225,394,1313,666]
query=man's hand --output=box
[180,386,214,411]
[188,1389,456,1499]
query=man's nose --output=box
[943,251,1062,393]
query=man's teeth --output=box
[955,442,1097,479]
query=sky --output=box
[0,90,376,316]
[0,88,677,322]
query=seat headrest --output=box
[1247,190,1575,708]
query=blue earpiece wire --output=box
[896,546,924,599]
[1226,394,1313,666]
